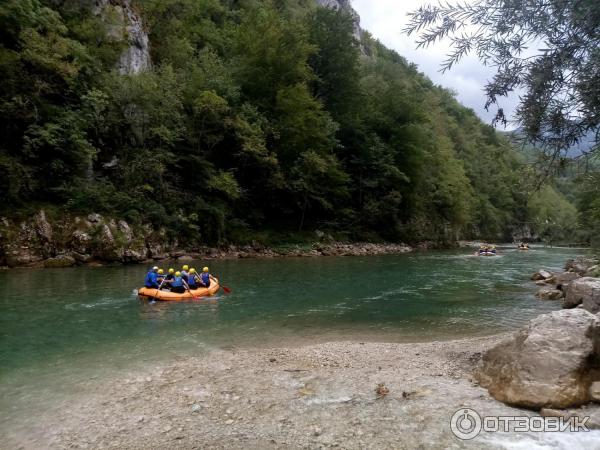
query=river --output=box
[0,245,592,445]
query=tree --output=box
[405,0,600,163]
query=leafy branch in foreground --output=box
[404,0,600,162]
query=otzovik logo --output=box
[450,408,590,440]
[450,409,482,440]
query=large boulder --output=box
[563,278,600,311]
[475,309,600,409]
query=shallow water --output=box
[0,245,591,442]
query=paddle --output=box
[151,278,165,302]
[221,285,232,294]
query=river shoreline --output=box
[7,333,599,449]
[1,240,416,270]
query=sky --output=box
[351,0,520,129]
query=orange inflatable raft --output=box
[138,279,220,301]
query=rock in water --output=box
[563,278,600,312]
[532,270,553,281]
[535,288,564,300]
[475,309,600,409]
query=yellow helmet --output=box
[168,268,175,274]
[182,265,189,271]
[189,268,196,274]
[158,269,164,275]
[175,271,182,277]
[203,267,209,273]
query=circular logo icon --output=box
[450,408,482,440]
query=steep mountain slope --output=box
[0,0,581,248]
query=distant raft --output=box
[138,279,220,301]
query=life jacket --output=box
[171,276,184,288]
[201,272,210,286]
[181,270,188,282]
[188,273,198,287]
[145,271,158,287]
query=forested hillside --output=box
[0,0,583,245]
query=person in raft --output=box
[198,267,217,288]
[165,268,175,283]
[181,265,190,282]
[186,268,201,290]
[144,266,161,289]
[169,271,189,294]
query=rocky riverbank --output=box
[7,334,600,450]
[471,254,600,416]
[531,255,600,307]
[0,210,412,269]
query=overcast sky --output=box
[352,0,520,129]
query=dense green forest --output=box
[0,0,593,245]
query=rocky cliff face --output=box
[0,211,167,268]
[0,211,412,268]
[94,0,151,74]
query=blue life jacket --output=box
[201,272,210,286]
[181,270,188,282]
[145,271,158,288]
[171,276,184,288]
[188,273,198,287]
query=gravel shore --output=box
[9,333,581,449]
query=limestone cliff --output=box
[94,0,151,74]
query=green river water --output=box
[0,245,591,438]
